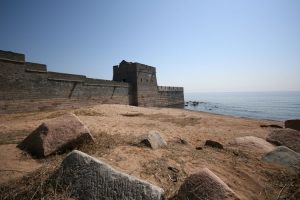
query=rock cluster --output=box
[18,114,166,199]
[258,122,300,171]
[229,125,300,171]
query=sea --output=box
[184,91,300,121]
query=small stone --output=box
[56,150,164,200]
[195,146,203,150]
[205,140,224,149]
[17,113,94,157]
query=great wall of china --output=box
[0,50,184,113]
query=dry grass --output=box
[0,156,73,200]
[73,109,104,117]
[143,113,201,127]
[78,131,134,157]
[0,130,30,145]
[45,110,69,119]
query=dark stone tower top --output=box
[113,60,160,106]
[113,60,158,86]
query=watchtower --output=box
[113,60,159,106]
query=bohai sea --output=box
[184,91,300,121]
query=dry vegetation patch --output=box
[73,109,104,117]
[0,157,72,200]
[143,113,201,127]
[78,131,135,157]
[0,130,31,145]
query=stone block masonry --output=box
[113,60,184,107]
[0,50,25,62]
[0,50,184,113]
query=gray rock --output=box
[175,168,240,200]
[56,150,164,200]
[17,113,94,157]
[262,146,300,171]
[285,119,300,131]
[140,131,167,149]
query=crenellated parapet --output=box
[158,86,184,92]
[0,50,25,63]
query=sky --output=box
[1,0,300,92]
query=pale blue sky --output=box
[1,0,299,92]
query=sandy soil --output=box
[0,104,298,199]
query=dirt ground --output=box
[0,104,299,199]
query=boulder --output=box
[140,131,167,149]
[266,129,300,153]
[56,150,164,200]
[285,119,300,131]
[175,168,239,200]
[231,136,275,154]
[205,140,223,149]
[262,146,300,171]
[17,113,94,157]
[195,146,203,150]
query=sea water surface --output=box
[184,91,300,121]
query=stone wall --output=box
[157,86,185,108]
[0,50,25,62]
[135,63,160,107]
[0,51,129,114]
[0,50,184,113]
